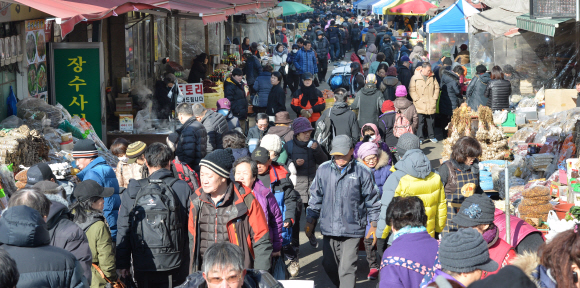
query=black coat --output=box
[397,65,412,92]
[188,61,207,83]
[153,80,178,120]
[313,37,330,60]
[45,194,93,283]
[266,83,286,116]
[485,79,512,111]
[351,27,360,42]
[224,76,248,120]
[0,205,89,288]
[200,110,229,153]
[326,26,341,44]
[304,29,316,42]
[175,116,208,172]
[378,111,398,147]
[439,70,463,116]
[466,73,491,111]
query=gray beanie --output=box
[439,228,499,273]
[396,133,420,157]
[452,194,496,227]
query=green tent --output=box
[277,1,314,16]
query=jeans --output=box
[340,43,347,58]
[322,236,360,288]
[291,199,305,249]
[330,42,341,61]
[418,113,436,140]
[317,60,328,82]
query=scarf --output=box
[299,82,319,107]
[483,224,498,246]
[393,226,428,241]
[274,46,288,57]
[361,123,382,144]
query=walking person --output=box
[350,62,365,96]
[393,85,418,135]
[313,31,330,82]
[192,103,229,153]
[175,103,208,173]
[409,63,440,144]
[381,67,402,101]
[252,65,274,115]
[294,41,318,78]
[326,20,342,62]
[286,44,302,94]
[316,88,360,145]
[290,73,326,127]
[272,44,288,92]
[266,71,286,117]
[350,74,384,128]
[378,100,398,149]
[225,68,249,132]
[242,49,263,95]
[397,56,413,95]
[267,111,295,143]
[216,98,242,133]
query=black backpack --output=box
[129,177,184,271]
[313,108,336,155]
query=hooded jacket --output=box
[439,69,463,116]
[408,45,424,64]
[45,194,93,283]
[378,112,398,148]
[304,28,316,42]
[357,149,392,194]
[398,45,410,66]
[225,76,249,120]
[294,47,318,75]
[510,252,556,288]
[409,72,440,115]
[466,73,491,112]
[272,47,288,71]
[266,82,286,117]
[317,101,360,144]
[176,116,208,172]
[313,36,330,60]
[0,205,89,288]
[365,28,377,47]
[307,157,381,238]
[351,83,384,128]
[252,180,284,253]
[176,269,282,288]
[366,44,378,63]
[485,79,511,111]
[377,149,446,239]
[253,71,273,108]
[75,212,117,288]
[243,55,263,86]
[76,156,121,242]
[394,96,418,132]
[267,126,294,143]
[381,76,402,101]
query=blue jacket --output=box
[294,47,318,75]
[326,26,341,44]
[243,55,262,86]
[253,71,272,107]
[307,158,381,238]
[76,157,121,242]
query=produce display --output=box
[0,125,49,168]
[202,79,218,93]
[209,69,227,82]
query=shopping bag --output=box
[271,256,288,280]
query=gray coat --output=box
[200,110,229,153]
[351,83,384,128]
[466,73,491,112]
[45,194,92,283]
[307,158,380,238]
[317,101,360,145]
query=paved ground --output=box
[247,50,444,287]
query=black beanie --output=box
[443,57,452,65]
[73,139,98,158]
[200,149,235,178]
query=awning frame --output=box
[516,14,573,37]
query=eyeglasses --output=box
[257,124,268,128]
[206,274,242,284]
[364,155,378,164]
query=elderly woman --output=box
[233,156,283,256]
[260,134,288,165]
[354,123,395,166]
[379,196,439,288]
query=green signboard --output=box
[50,43,104,138]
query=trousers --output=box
[364,237,379,269]
[330,42,341,61]
[418,113,436,140]
[322,236,360,288]
[317,60,328,82]
[134,267,185,288]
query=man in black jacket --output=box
[326,20,342,62]
[225,68,248,131]
[153,73,180,120]
[32,181,92,283]
[175,103,208,173]
[380,35,394,66]
[192,103,230,153]
[1,196,89,287]
[397,56,413,95]
[116,143,193,288]
[313,31,330,82]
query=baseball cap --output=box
[329,135,353,156]
[73,180,114,202]
[27,163,56,186]
[401,55,411,63]
[217,98,231,110]
[251,147,270,164]
[302,72,313,80]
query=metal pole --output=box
[504,160,511,245]
[576,0,579,22]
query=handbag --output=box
[92,264,126,288]
[278,65,287,76]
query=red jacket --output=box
[494,208,543,248]
[481,237,516,279]
[187,181,272,273]
[350,53,364,74]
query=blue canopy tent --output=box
[353,0,368,9]
[372,0,399,15]
[425,0,480,33]
[357,0,383,12]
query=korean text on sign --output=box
[178,83,204,104]
[68,56,88,118]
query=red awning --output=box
[13,0,159,37]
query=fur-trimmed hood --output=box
[357,150,390,170]
[510,252,548,288]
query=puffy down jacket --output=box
[485,79,511,111]
[200,109,229,153]
[175,117,208,172]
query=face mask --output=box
[293,49,298,53]
[360,56,365,60]
[118,156,128,163]
[370,135,376,141]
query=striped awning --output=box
[516,14,572,37]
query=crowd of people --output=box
[0,5,572,288]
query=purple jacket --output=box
[426,270,465,287]
[252,180,284,252]
[380,231,439,288]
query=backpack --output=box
[172,158,200,192]
[313,108,335,154]
[129,177,184,271]
[393,108,413,137]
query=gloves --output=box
[283,219,293,228]
[300,109,311,118]
[365,222,378,246]
[304,217,316,239]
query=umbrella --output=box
[388,0,437,15]
[277,1,314,16]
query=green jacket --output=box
[79,213,117,288]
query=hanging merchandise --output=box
[6,86,17,116]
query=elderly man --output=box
[192,103,229,153]
[409,63,440,144]
[175,242,280,288]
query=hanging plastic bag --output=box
[6,86,17,116]
[271,256,288,280]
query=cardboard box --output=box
[503,127,518,133]
[545,89,577,115]
[117,93,129,98]
[119,114,133,132]
[116,97,133,112]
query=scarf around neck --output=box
[393,226,428,241]
[300,83,319,107]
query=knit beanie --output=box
[126,141,147,159]
[452,194,496,227]
[232,68,243,76]
[396,133,420,157]
[73,139,98,158]
[381,100,395,113]
[200,148,235,178]
[358,142,378,161]
[166,133,179,152]
[293,117,314,134]
[386,66,397,76]
[439,228,499,273]
[260,134,283,154]
[395,85,407,97]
